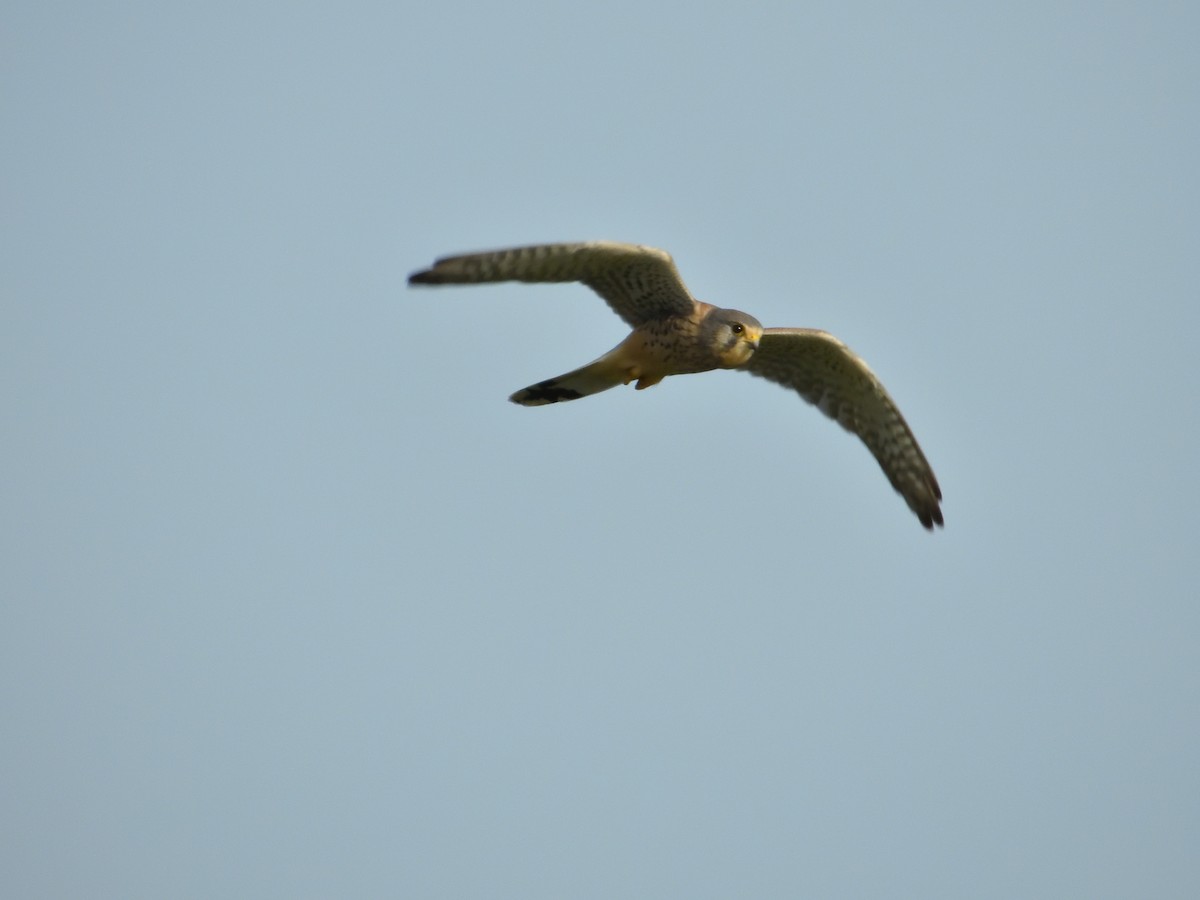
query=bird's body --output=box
[511,299,761,404]
[409,240,944,529]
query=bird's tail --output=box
[509,354,627,406]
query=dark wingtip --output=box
[917,505,945,531]
[408,269,436,285]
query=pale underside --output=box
[409,240,943,529]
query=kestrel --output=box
[408,241,943,529]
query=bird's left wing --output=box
[742,328,943,529]
[408,241,696,327]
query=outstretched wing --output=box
[742,328,943,529]
[408,241,697,327]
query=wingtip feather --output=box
[917,502,945,531]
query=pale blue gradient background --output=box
[3,2,1198,897]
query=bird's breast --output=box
[618,317,717,377]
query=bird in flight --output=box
[408,241,943,529]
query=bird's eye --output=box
[731,323,744,334]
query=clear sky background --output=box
[3,2,1198,897]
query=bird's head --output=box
[705,308,763,368]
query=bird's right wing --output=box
[408,241,697,327]
[743,328,943,529]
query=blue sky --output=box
[3,2,1198,897]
